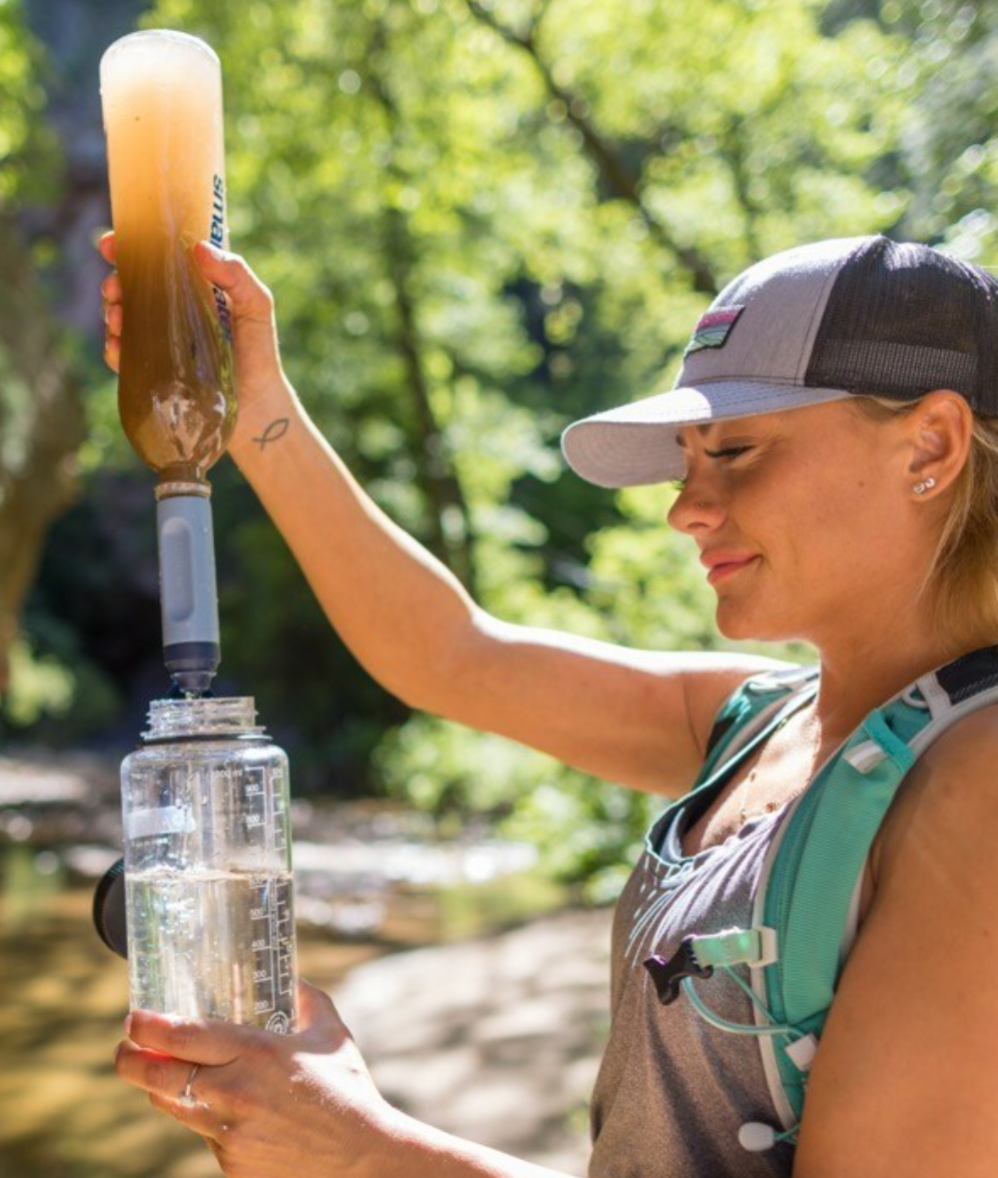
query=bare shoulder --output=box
[876,701,998,884]
[795,702,998,1177]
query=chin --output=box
[715,606,799,645]
[716,617,756,641]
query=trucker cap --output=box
[561,235,998,487]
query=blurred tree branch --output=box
[462,0,719,295]
[369,21,478,593]
[720,115,763,261]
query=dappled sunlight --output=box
[0,794,586,1177]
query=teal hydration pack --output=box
[643,646,998,1152]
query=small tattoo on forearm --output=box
[253,418,290,449]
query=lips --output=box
[700,550,760,585]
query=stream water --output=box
[0,784,562,1178]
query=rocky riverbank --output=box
[337,905,612,1174]
[1,881,611,1178]
[1,750,613,1177]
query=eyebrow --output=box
[675,426,712,449]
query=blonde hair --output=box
[854,396,998,646]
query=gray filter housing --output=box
[157,491,220,694]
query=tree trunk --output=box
[0,216,85,692]
[369,23,479,594]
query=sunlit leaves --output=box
[0,1,54,206]
[894,1,998,267]
[131,0,913,885]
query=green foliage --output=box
[374,710,657,902]
[3,629,121,741]
[4,637,75,726]
[0,1,41,204]
[0,4,60,482]
[0,1,60,209]
[881,2,998,268]
[105,0,906,893]
[19,0,963,892]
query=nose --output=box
[667,473,727,535]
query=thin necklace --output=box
[738,766,785,823]
[737,708,816,824]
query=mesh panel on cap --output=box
[804,237,998,415]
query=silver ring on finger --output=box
[178,1062,203,1109]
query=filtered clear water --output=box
[126,867,296,1031]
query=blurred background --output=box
[1,0,995,1173]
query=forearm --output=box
[228,378,479,709]
[371,1105,582,1178]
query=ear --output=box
[905,390,974,496]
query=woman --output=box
[100,232,998,1178]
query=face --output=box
[667,401,926,646]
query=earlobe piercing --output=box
[913,476,937,495]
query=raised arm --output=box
[100,235,783,793]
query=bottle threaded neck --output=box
[143,696,262,741]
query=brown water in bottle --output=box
[101,31,236,485]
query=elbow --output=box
[375,609,491,719]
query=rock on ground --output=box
[335,905,614,1176]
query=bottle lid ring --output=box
[155,480,212,501]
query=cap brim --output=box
[560,380,852,488]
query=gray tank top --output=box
[589,711,804,1178]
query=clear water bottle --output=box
[121,696,297,1032]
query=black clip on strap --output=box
[644,936,714,1005]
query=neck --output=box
[811,626,994,755]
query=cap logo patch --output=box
[684,306,745,356]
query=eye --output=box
[703,445,752,461]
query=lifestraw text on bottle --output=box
[209,173,232,343]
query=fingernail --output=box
[124,1013,132,1036]
[202,241,226,260]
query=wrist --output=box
[356,1102,425,1178]
[228,376,303,466]
[363,1104,570,1178]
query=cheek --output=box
[791,476,893,581]
[766,472,877,585]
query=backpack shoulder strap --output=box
[644,666,818,876]
[756,644,998,1129]
[696,665,819,790]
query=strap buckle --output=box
[644,936,714,1005]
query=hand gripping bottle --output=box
[100,30,235,694]
[120,696,298,1031]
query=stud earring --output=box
[913,476,937,495]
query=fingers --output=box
[192,241,275,321]
[101,270,122,305]
[100,258,122,374]
[116,1029,243,1141]
[116,1038,197,1099]
[95,231,282,386]
[124,1009,250,1066]
[105,301,123,337]
[97,229,116,264]
[104,333,121,374]
[149,1090,228,1141]
[297,980,342,1034]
